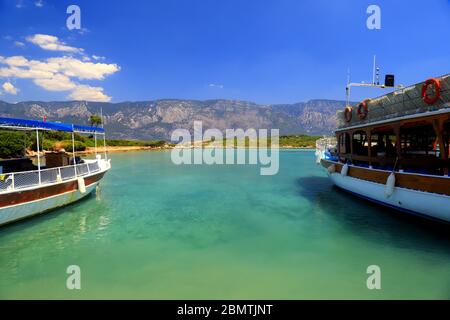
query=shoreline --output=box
[79,145,315,154]
[22,145,315,158]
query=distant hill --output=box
[0,99,349,140]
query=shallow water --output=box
[0,150,449,299]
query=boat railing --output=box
[0,161,101,193]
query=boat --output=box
[0,117,111,226]
[316,72,450,223]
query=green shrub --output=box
[0,131,29,158]
[29,133,49,151]
[60,140,86,152]
[42,140,56,151]
[89,115,103,127]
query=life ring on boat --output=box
[421,78,441,105]
[357,99,370,120]
[344,106,353,122]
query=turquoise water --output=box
[0,150,449,299]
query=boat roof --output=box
[0,117,105,134]
[336,73,450,131]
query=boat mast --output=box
[36,128,41,185]
[72,126,76,176]
[101,107,107,161]
[345,55,404,105]
[94,132,98,157]
[372,55,376,85]
[346,68,351,106]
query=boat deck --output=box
[0,159,103,194]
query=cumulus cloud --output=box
[2,82,19,95]
[33,74,77,92]
[35,0,44,7]
[69,85,111,102]
[26,34,83,53]
[47,57,120,80]
[0,52,120,102]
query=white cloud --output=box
[35,0,44,7]
[92,55,106,61]
[26,34,83,53]
[14,41,25,47]
[33,74,76,92]
[0,51,120,102]
[0,55,120,81]
[16,1,24,9]
[47,57,120,80]
[209,83,224,89]
[69,85,111,102]
[2,82,19,95]
[1,56,29,67]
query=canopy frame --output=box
[0,116,108,183]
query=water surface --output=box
[0,150,449,299]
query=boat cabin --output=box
[334,74,450,177]
[336,115,450,176]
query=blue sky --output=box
[0,0,450,104]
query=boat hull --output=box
[321,160,450,223]
[0,171,106,226]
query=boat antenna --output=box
[100,106,108,161]
[346,68,351,106]
[372,55,376,85]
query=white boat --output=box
[317,73,450,223]
[0,117,111,226]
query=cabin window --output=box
[352,131,368,156]
[371,130,397,158]
[444,121,450,158]
[400,124,437,157]
[339,132,351,154]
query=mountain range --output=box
[0,99,348,140]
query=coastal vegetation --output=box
[217,135,321,148]
[0,131,30,158]
[279,135,321,147]
[0,129,167,158]
[0,129,321,159]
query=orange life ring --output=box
[357,100,370,120]
[422,78,441,105]
[344,106,352,122]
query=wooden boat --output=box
[0,117,111,226]
[317,73,450,223]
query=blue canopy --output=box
[0,117,105,134]
[73,124,105,134]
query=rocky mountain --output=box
[0,99,348,140]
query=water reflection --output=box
[296,176,450,255]
[0,191,113,253]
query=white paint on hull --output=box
[328,172,450,223]
[0,182,98,226]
